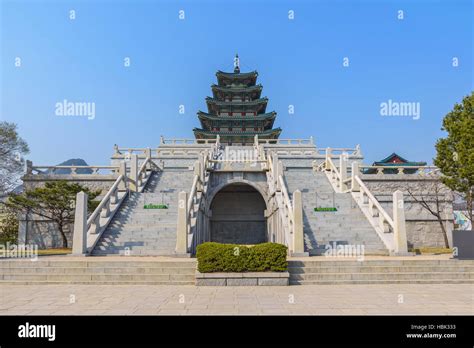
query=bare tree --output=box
[0,122,29,195]
[405,178,451,248]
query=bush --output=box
[196,242,288,273]
[0,208,19,245]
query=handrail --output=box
[86,174,124,229]
[279,176,294,223]
[30,165,118,175]
[187,175,199,219]
[355,176,395,228]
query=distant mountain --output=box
[49,158,93,174]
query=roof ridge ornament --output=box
[234,54,240,73]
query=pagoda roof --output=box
[206,97,268,114]
[211,84,263,93]
[216,70,258,79]
[205,97,268,107]
[373,153,427,166]
[216,70,258,86]
[197,111,276,122]
[193,127,282,138]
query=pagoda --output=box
[193,55,281,144]
[363,153,427,174]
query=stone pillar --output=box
[129,154,138,192]
[25,160,33,174]
[351,162,360,192]
[292,190,308,256]
[72,192,88,255]
[277,161,284,191]
[194,160,202,191]
[175,191,188,255]
[325,147,332,168]
[145,147,151,159]
[393,190,408,254]
[118,161,127,191]
[339,153,348,191]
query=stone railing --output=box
[113,144,211,159]
[160,136,219,145]
[319,154,409,254]
[176,150,212,256]
[72,164,128,255]
[266,152,306,256]
[316,145,362,157]
[26,161,118,176]
[72,153,157,255]
[259,137,314,146]
[358,165,440,176]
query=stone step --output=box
[0,266,196,274]
[288,265,474,273]
[288,260,474,267]
[290,279,474,285]
[91,250,177,256]
[1,273,195,281]
[0,260,196,268]
[289,272,474,281]
[0,280,195,285]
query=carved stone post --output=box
[145,147,151,159]
[325,147,332,168]
[339,153,348,191]
[276,161,284,191]
[118,161,127,191]
[72,191,88,255]
[393,190,408,254]
[129,154,138,192]
[351,162,360,192]
[194,160,202,191]
[292,190,308,256]
[176,191,188,255]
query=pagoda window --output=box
[241,112,245,116]
[229,127,232,131]
[229,112,233,116]
[242,127,246,131]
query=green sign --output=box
[314,207,337,212]
[144,204,168,209]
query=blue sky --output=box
[1,0,472,166]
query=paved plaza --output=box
[1,283,472,315]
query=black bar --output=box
[0,315,472,346]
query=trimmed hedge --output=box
[196,242,288,273]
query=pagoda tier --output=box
[193,128,282,143]
[216,70,258,87]
[206,97,268,115]
[193,56,280,145]
[211,84,263,101]
[197,111,277,129]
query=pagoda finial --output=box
[234,53,240,73]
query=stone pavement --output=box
[0,284,472,315]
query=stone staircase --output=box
[284,168,388,255]
[0,258,196,285]
[288,258,474,284]
[91,169,194,256]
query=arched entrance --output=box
[209,183,267,244]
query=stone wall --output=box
[360,175,454,248]
[18,214,74,249]
[22,174,117,197]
